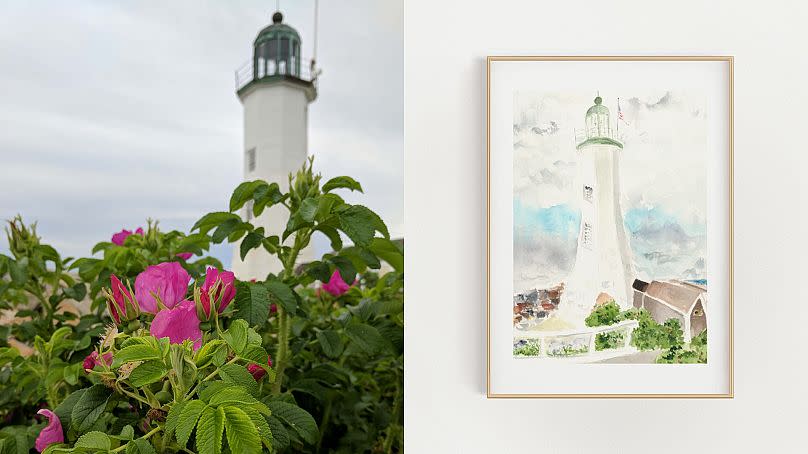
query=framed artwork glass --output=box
[486,56,733,397]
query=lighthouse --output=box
[231,11,318,280]
[563,96,634,323]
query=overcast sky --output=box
[0,0,403,267]
[513,90,708,292]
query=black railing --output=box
[234,56,318,91]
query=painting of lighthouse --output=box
[512,90,710,364]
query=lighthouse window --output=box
[582,222,593,248]
[247,148,256,172]
[583,185,593,203]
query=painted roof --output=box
[644,280,705,314]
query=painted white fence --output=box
[513,319,639,357]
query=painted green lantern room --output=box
[577,96,623,150]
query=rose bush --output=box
[0,159,403,453]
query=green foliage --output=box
[594,330,626,351]
[657,329,708,364]
[584,301,621,327]
[513,340,541,357]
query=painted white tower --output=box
[564,96,634,322]
[231,11,318,280]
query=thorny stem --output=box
[271,229,309,394]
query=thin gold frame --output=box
[486,55,734,399]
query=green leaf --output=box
[211,218,241,244]
[240,232,263,260]
[54,388,85,431]
[8,258,28,285]
[112,344,161,368]
[192,212,242,235]
[223,406,262,454]
[177,233,211,255]
[196,406,225,454]
[267,401,319,445]
[75,431,111,450]
[219,364,259,396]
[265,280,297,314]
[316,330,343,359]
[194,340,226,368]
[233,281,270,329]
[208,386,259,407]
[128,360,168,387]
[126,438,158,454]
[118,425,135,440]
[242,406,273,451]
[165,401,187,436]
[345,323,385,355]
[298,197,319,222]
[315,226,343,251]
[328,256,357,283]
[176,400,206,448]
[221,319,249,354]
[322,176,363,193]
[230,180,268,212]
[368,238,403,272]
[71,385,111,433]
[266,416,290,451]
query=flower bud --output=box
[103,275,140,325]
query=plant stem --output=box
[110,427,161,453]
[382,372,403,454]
[271,230,307,394]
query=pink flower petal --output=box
[111,229,132,246]
[135,262,191,313]
[83,351,113,372]
[322,270,351,296]
[200,267,237,315]
[150,300,202,350]
[35,409,64,452]
[176,252,193,260]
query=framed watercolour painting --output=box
[486,56,733,397]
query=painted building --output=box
[632,279,707,343]
[564,96,634,321]
[231,11,318,280]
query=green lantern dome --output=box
[577,95,623,150]
[250,11,303,81]
[585,96,610,117]
[255,12,301,46]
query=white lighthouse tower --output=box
[563,96,634,323]
[231,11,318,280]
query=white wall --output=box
[404,1,808,452]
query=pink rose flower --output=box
[106,274,139,324]
[247,356,273,380]
[135,262,191,313]
[198,267,236,319]
[322,270,351,297]
[176,252,193,260]
[82,351,113,372]
[111,227,144,246]
[149,299,202,350]
[35,409,64,452]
